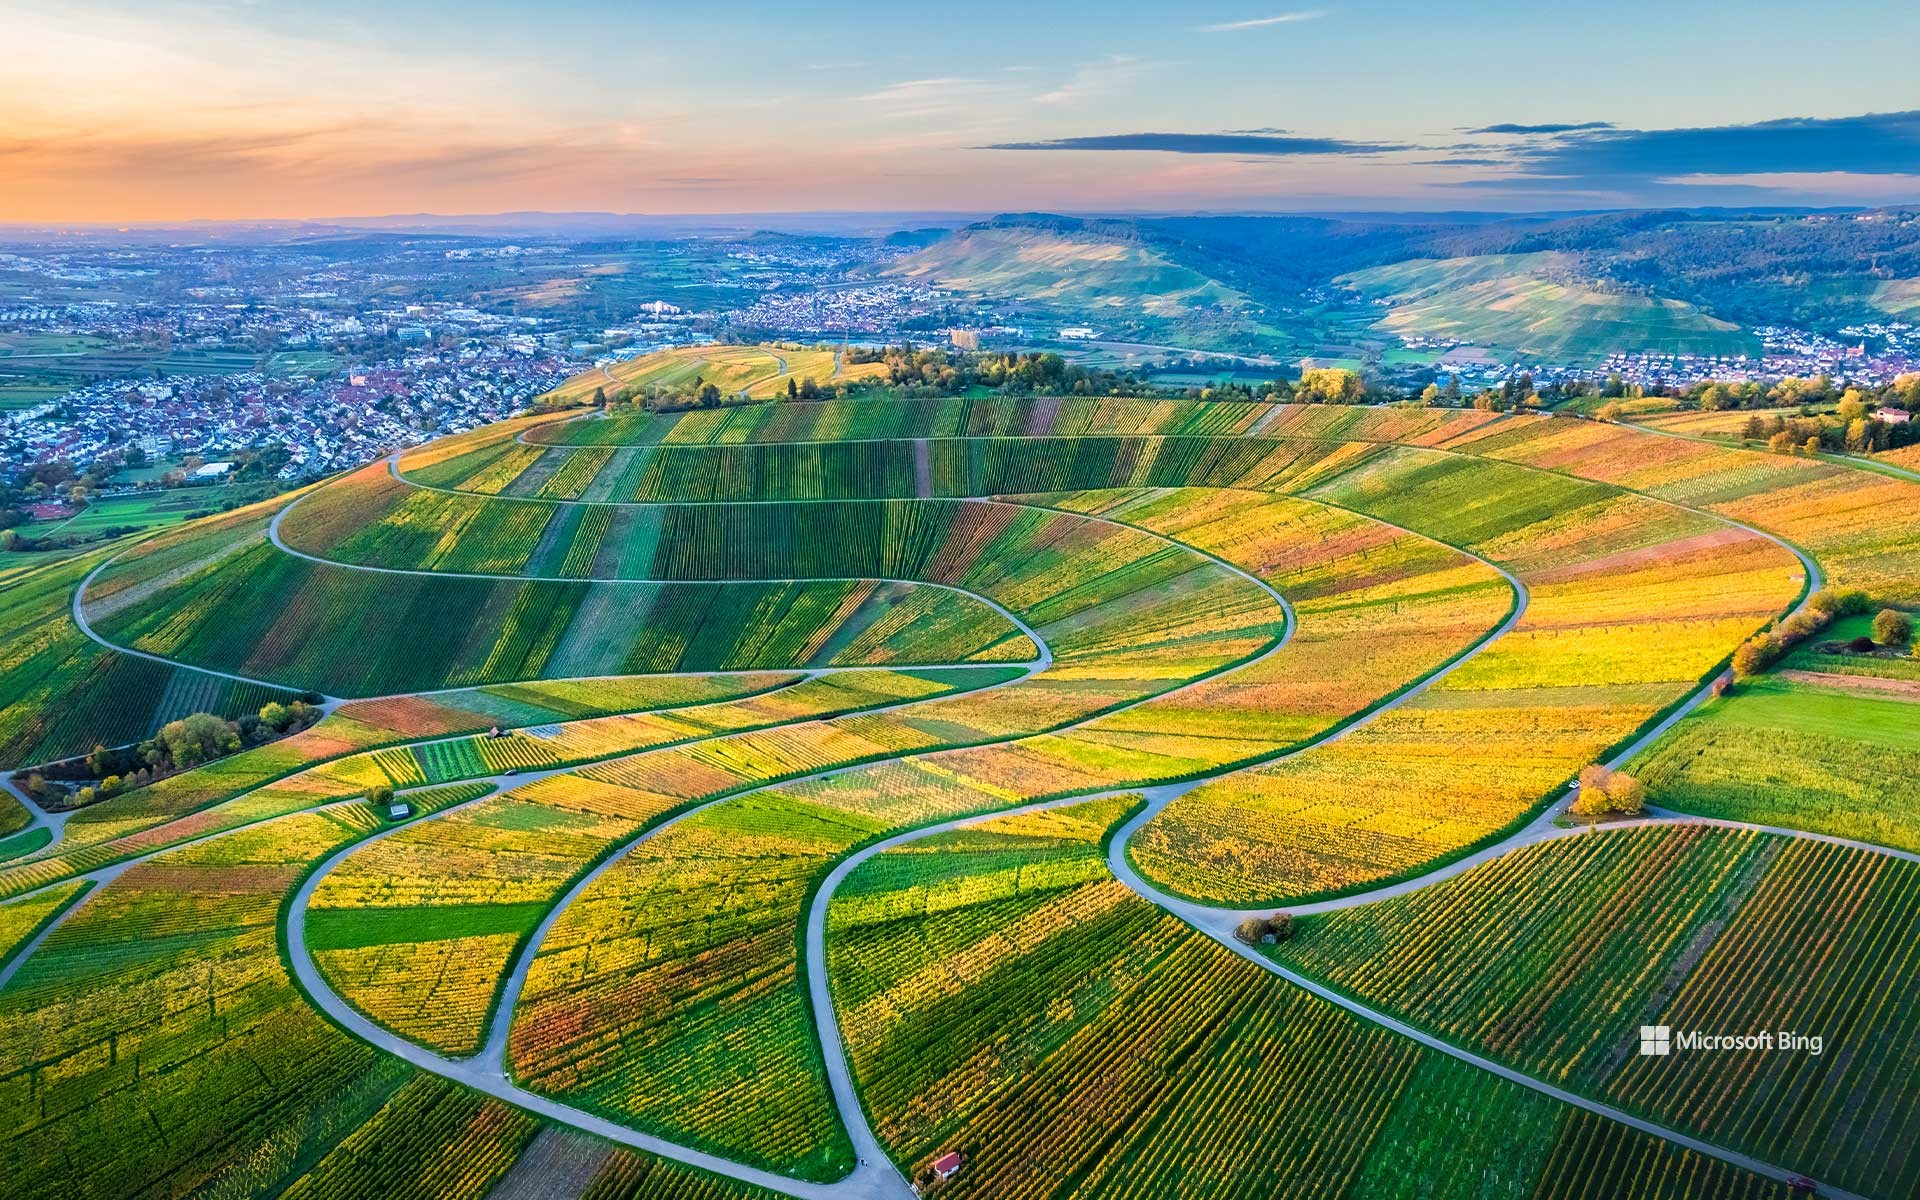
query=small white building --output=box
[1873,407,1910,425]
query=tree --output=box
[368,784,394,809]
[150,713,241,770]
[258,701,290,731]
[787,377,798,400]
[1295,367,1365,405]
[1874,608,1914,647]
[1732,633,1780,678]
[1569,765,1647,818]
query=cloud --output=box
[852,76,1014,122]
[1507,109,1920,180]
[1033,56,1151,106]
[854,78,981,105]
[1467,121,1614,135]
[1198,10,1327,31]
[982,131,1404,155]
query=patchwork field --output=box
[2,394,1914,1200]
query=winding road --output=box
[276,493,1303,1199]
[12,410,1914,1200]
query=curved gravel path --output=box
[70,551,319,698]
[24,411,1900,1199]
[284,789,916,1200]
[799,495,1851,1198]
[277,499,1302,1199]
[266,483,1048,671]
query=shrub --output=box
[1849,635,1877,653]
[1808,588,1872,618]
[1234,913,1295,945]
[1781,610,1827,641]
[1732,634,1781,678]
[1874,609,1914,647]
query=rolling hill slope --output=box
[1338,252,1760,361]
[880,219,1250,319]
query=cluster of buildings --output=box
[1397,319,1920,393]
[2,341,572,485]
[723,282,948,337]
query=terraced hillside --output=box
[2,392,1916,1200]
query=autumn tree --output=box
[1294,367,1366,405]
[1874,608,1914,647]
[1570,765,1647,818]
[1732,633,1780,678]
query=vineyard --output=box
[1276,826,1920,1198]
[1,390,1915,1200]
[826,798,1791,1199]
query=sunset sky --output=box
[6,0,1920,222]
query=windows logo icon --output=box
[1639,1025,1671,1057]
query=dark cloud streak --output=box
[1508,110,1920,179]
[1468,121,1614,134]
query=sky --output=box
[5,0,1920,223]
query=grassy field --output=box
[267,349,344,376]
[1338,253,1760,361]
[28,488,243,537]
[1634,666,1920,850]
[0,381,70,409]
[1872,276,1920,316]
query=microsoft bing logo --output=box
[1639,1025,1671,1056]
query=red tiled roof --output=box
[932,1152,963,1174]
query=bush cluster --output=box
[1234,913,1295,945]
[1731,588,1870,677]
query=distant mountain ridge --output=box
[881,207,1920,359]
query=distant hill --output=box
[1338,252,1760,360]
[880,215,1251,319]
